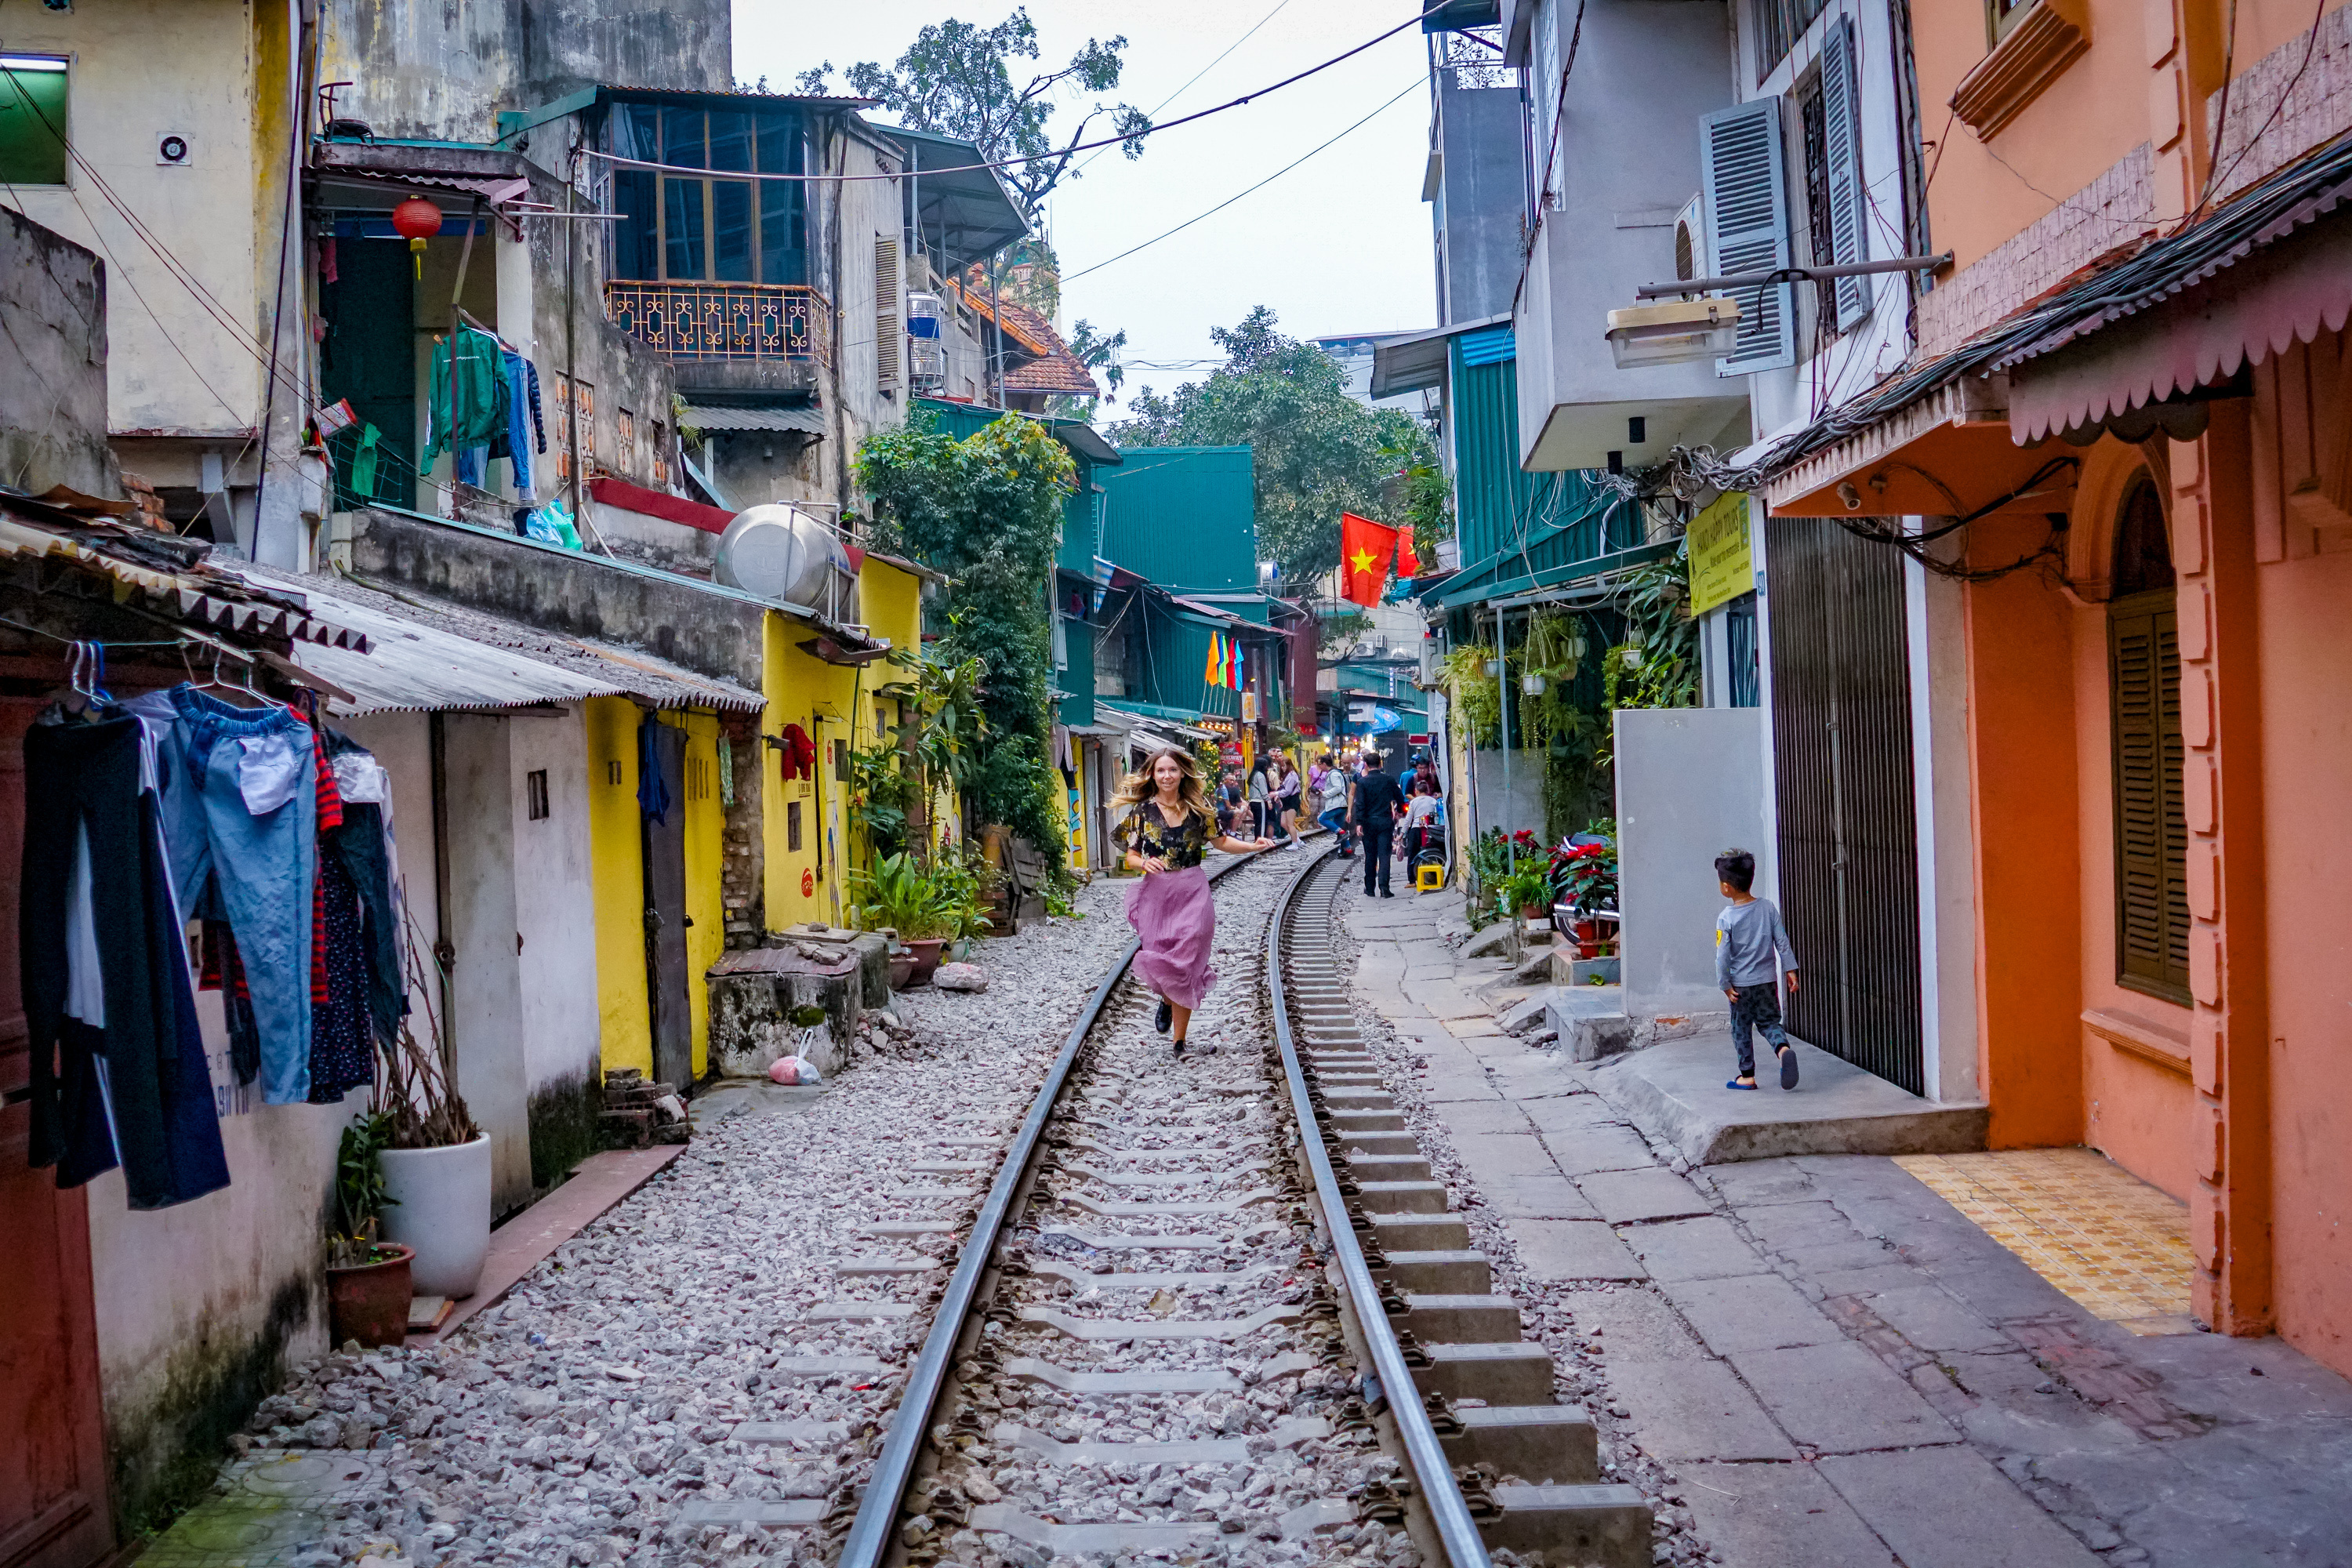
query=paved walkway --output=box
[1341,879,2352,1568]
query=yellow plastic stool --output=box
[1414,861,1446,893]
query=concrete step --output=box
[1352,1180,1449,1214]
[1367,1210,1472,1250]
[1373,1249,1491,1295]
[1331,1131,1421,1159]
[1480,1483,1651,1566]
[1408,1341,1556,1406]
[1345,1152,1433,1184]
[1329,1108,1406,1134]
[1399,1292,1523,1342]
[1440,1403,1598,1485]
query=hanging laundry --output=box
[349,423,381,502]
[197,920,263,1087]
[455,447,486,489]
[637,712,673,824]
[23,711,230,1210]
[423,324,509,462]
[496,347,535,495]
[127,686,319,1105]
[524,358,546,456]
[324,731,408,1049]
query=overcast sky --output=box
[731,1,1439,401]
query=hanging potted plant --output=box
[326,1112,414,1348]
[374,926,489,1301]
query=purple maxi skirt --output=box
[1126,864,1218,1010]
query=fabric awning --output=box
[2000,194,2352,443]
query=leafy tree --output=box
[855,412,1076,869]
[795,10,1149,223]
[1111,307,1438,584]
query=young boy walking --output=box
[1713,848,1801,1091]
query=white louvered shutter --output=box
[1820,18,1871,332]
[874,236,901,390]
[1700,96,1795,376]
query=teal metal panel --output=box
[1446,344,1621,601]
[1101,447,1257,592]
[1058,608,1095,728]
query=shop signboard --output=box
[1686,491,1755,616]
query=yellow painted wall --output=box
[660,711,725,1078]
[585,695,652,1075]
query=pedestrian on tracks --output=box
[1272,754,1303,846]
[1246,759,1270,840]
[1216,768,1245,835]
[1315,754,1352,855]
[1348,750,1407,898]
[1715,848,1802,1091]
[1113,746,1274,1054]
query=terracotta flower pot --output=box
[904,937,947,984]
[887,951,918,990]
[327,1243,415,1349]
[1573,918,1603,960]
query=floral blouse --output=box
[1114,800,1211,870]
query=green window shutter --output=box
[2110,594,2190,1002]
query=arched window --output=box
[2107,474,2189,1003]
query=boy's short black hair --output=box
[1715,848,1756,892]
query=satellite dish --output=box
[714,505,854,614]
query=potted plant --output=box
[853,851,956,985]
[374,929,489,1301]
[326,1111,414,1348]
[927,844,998,960]
[1499,861,1555,924]
[1549,832,1620,957]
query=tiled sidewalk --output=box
[1896,1149,2197,1335]
[1343,882,2352,1568]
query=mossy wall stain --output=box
[109,1272,315,1537]
[528,1072,602,1192]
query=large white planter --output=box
[378,1136,492,1299]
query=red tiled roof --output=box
[956,281,1101,398]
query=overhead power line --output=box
[583,0,1448,186]
[1061,78,1421,285]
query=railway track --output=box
[815,844,1653,1568]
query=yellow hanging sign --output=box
[1686,492,1755,617]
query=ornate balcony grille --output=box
[603,281,828,364]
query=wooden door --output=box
[321,238,418,509]
[640,720,692,1092]
[0,695,115,1568]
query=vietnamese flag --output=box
[1340,512,1398,607]
[1396,528,1421,579]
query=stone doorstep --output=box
[1352,1180,1450,1215]
[1409,1341,1559,1406]
[1018,1301,1304,1341]
[1440,1404,1599,1486]
[1398,1293,1525,1343]
[1482,1484,1653,1567]
[1367,1211,1473,1251]
[1374,1249,1493,1295]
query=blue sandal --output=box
[1726,1078,1759,1091]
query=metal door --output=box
[321,239,418,509]
[0,699,115,1568]
[1765,519,1926,1094]
[641,719,693,1092]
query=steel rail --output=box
[835,847,1269,1568]
[1266,849,1494,1568]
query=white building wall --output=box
[439,713,532,1213]
[508,713,603,1112]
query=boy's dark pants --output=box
[1729,983,1791,1078]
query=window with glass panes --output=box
[608,103,808,285]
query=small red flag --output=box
[1339,513,1398,608]
[1395,528,1421,579]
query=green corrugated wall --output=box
[1448,345,1619,592]
[1100,447,1258,593]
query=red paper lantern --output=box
[389,197,442,239]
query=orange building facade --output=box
[1765,0,2352,1372]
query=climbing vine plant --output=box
[855,411,1076,870]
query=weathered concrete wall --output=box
[320,0,731,144]
[351,508,766,686]
[705,949,862,1078]
[1614,707,1772,1024]
[510,712,604,1189]
[3,0,262,441]
[85,1013,344,1532]
[0,211,117,498]
[1434,77,1525,325]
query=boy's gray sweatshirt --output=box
[1715,898,1798,988]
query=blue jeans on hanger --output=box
[141,688,318,1105]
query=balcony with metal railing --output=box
[603,282,830,386]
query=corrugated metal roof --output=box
[684,403,827,435]
[233,565,765,716]
[1098,447,1257,593]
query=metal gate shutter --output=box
[1765,519,1925,1094]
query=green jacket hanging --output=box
[423,325,509,459]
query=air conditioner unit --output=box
[1672,193,1704,285]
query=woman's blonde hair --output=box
[1112,745,1212,824]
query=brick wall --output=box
[2208,2,2352,203]
[720,714,765,946]
[1917,144,2155,358]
